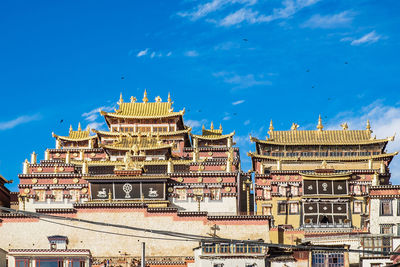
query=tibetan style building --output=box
[17,91,250,215]
[0,175,11,212]
[249,116,397,231]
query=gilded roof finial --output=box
[78,122,82,131]
[317,115,323,131]
[119,92,123,104]
[340,122,348,130]
[69,125,73,133]
[366,120,371,131]
[210,121,214,130]
[269,120,274,132]
[168,92,172,103]
[130,96,137,103]
[202,124,205,130]
[291,123,299,131]
[143,89,148,103]
[155,96,162,103]
[219,123,223,131]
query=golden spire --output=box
[291,123,299,131]
[210,121,214,130]
[143,89,148,103]
[119,92,123,104]
[202,124,205,130]
[78,122,82,131]
[269,120,274,132]
[168,92,172,103]
[317,115,323,131]
[130,96,137,103]
[340,122,348,130]
[366,120,371,131]
[155,96,162,103]
[69,125,73,133]
[219,123,223,131]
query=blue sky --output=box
[1,0,400,191]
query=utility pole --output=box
[141,242,145,267]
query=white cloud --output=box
[219,0,321,26]
[186,119,208,129]
[178,0,319,27]
[301,10,355,29]
[327,100,400,183]
[0,114,41,130]
[213,71,271,88]
[177,0,257,21]
[185,50,199,57]
[137,48,149,57]
[223,116,231,121]
[166,51,172,56]
[82,105,114,130]
[232,100,245,105]
[87,121,105,130]
[150,52,156,58]
[350,31,381,46]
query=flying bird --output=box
[306,69,310,72]
[344,62,348,65]
[243,38,248,42]
[60,119,64,124]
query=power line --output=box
[1,207,399,256]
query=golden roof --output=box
[100,91,184,119]
[0,174,10,184]
[100,134,173,151]
[192,122,234,140]
[256,118,394,145]
[71,159,194,166]
[93,128,191,137]
[53,123,96,141]
[247,151,398,162]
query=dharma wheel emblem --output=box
[308,206,313,211]
[337,185,343,190]
[323,206,328,211]
[123,183,133,198]
[322,183,328,191]
[308,185,313,190]
[338,207,342,211]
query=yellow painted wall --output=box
[257,197,301,229]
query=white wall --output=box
[170,196,237,215]
[370,198,400,235]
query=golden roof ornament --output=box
[340,122,348,130]
[69,125,73,133]
[78,122,82,131]
[167,92,172,103]
[143,89,148,103]
[210,121,214,130]
[366,120,372,133]
[155,96,162,103]
[202,124,205,130]
[291,123,299,131]
[317,115,323,131]
[119,92,123,104]
[130,96,137,103]
[219,123,223,131]
[269,120,274,133]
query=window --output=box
[176,189,186,200]
[279,186,286,196]
[397,199,400,216]
[203,244,216,253]
[291,186,298,196]
[193,188,204,198]
[380,200,393,216]
[210,188,221,200]
[36,190,46,202]
[380,224,393,234]
[53,190,63,202]
[278,202,287,214]
[263,189,271,200]
[70,261,85,267]
[312,253,344,267]
[397,224,400,236]
[36,259,63,267]
[353,201,362,214]
[235,244,246,253]
[262,206,272,215]
[71,190,80,202]
[16,259,30,267]
[362,237,392,255]
[289,203,299,214]
[219,244,230,253]
[248,245,261,253]
[213,264,223,267]
[353,185,361,195]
